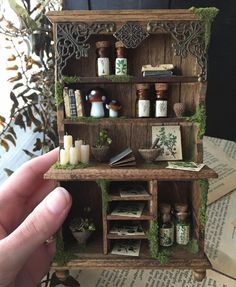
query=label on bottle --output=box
[160,226,174,247]
[138,100,150,117]
[176,224,190,245]
[155,100,167,117]
[115,58,127,75]
[97,57,110,76]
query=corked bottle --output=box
[136,83,150,118]
[175,203,190,245]
[159,203,174,247]
[155,83,168,118]
[96,41,110,77]
[115,41,127,75]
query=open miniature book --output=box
[119,184,149,197]
[111,202,145,218]
[166,161,205,172]
[109,147,136,167]
[111,240,141,257]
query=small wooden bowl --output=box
[138,148,162,163]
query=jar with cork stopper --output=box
[159,203,174,247]
[174,203,190,245]
[135,83,151,118]
[155,83,168,118]
[96,41,110,77]
[115,41,127,75]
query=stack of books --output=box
[141,64,174,77]
[63,87,85,118]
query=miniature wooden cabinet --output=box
[45,9,218,282]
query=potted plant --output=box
[91,129,112,162]
[69,207,96,244]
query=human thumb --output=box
[0,187,71,271]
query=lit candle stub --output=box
[60,148,69,165]
[81,144,90,164]
[69,147,79,165]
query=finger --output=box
[0,187,71,273]
[0,148,59,202]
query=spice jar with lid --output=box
[115,41,127,76]
[96,41,110,77]
[155,83,168,118]
[175,203,190,245]
[136,83,150,118]
[159,203,174,247]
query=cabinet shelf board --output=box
[107,233,148,240]
[52,237,211,270]
[45,165,218,181]
[109,191,151,201]
[63,76,198,84]
[63,117,189,125]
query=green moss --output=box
[62,75,81,83]
[148,220,159,259]
[96,179,110,214]
[55,81,63,106]
[199,179,209,226]
[54,234,77,266]
[104,74,132,82]
[187,104,206,139]
[190,7,219,48]
[156,249,171,264]
[53,162,91,169]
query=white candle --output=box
[60,148,69,165]
[64,134,73,151]
[81,144,90,164]
[69,147,79,165]
[75,139,83,162]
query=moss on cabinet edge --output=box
[54,234,77,266]
[96,179,110,214]
[53,162,92,170]
[187,104,206,140]
[55,81,63,107]
[190,7,219,48]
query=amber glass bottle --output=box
[135,83,150,118]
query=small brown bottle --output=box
[96,41,110,77]
[136,83,150,118]
[115,41,127,75]
[155,83,168,117]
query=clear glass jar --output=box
[115,41,127,75]
[96,41,110,77]
[175,203,190,245]
[155,83,168,117]
[159,203,174,247]
[135,83,150,118]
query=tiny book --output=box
[111,240,141,257]
[109,147,136,167]
[111,202,145,218]
[110,221,145,236]
[166,161,205,172]
[119,184,149,197]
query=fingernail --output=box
[46,187,71,215]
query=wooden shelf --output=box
[44,164,218,181]
[107,233,148,240]
[52,235,211,270]
[63,117,190,125]
[64,76,199,84]
[107,210,153,221]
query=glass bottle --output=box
[155,83,168,117]
[96,41,110,77]
[175,203,190,245]
[159,203,174,247]
[136,83,150,118]
[115,41,127,75]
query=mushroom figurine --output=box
[106,99,122,118]
[86,87,106,118]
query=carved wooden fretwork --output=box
[147,21,207,81]
[56,22,115,76]
[113,22,149,49]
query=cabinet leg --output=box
[193,269,206,282]
[50,269,80,286]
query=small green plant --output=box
[94,129,112,148]
[70,207,96,232]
